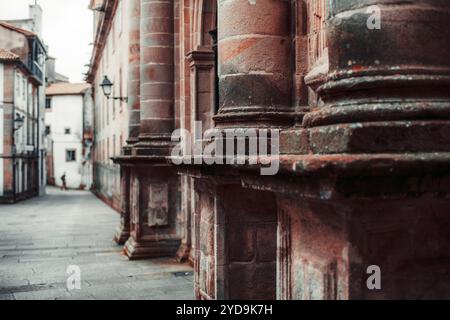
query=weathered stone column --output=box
[127,0,141,144]
[215,0,293,128]
[114,0,141,245]
[136,0,174,152]
[187,0,292,300]
[121,0,181,259]
[277,0,450,299]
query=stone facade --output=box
[89,0,450,299]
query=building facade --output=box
[88,0,450,299]
[45,83,93,189]
[0,20,46,203]
[88,0,131,211]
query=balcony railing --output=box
[29,60,44,82]
[28,38,45,83]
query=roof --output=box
[46,83,91,96]
[0,48,20,61]
[0,21,36,37]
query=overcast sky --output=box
[0,0,93,83]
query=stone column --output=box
[136,0,174,152]
[215,0,294,128]
[281,0,450,299]
[122,0,181,260]
[127,0,141,144]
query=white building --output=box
[87,0,131,211]
[45,83,93,189]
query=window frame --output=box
[65,149,77,162]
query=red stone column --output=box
[215,0,293,128]
[120,0,181,260]
[127,0,141,144]
[278,0,450,299]
[137,0,174,151]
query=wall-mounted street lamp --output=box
[91,4,106,13]
[100,76,128,103]
[13,113,25,132]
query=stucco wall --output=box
[45,94,84,189]
[0,26,30,63]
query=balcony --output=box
[28,38,46,83]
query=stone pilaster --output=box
[176,175,192,262]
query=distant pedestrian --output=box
[61,172,68,191]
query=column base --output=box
[175,243,191,263]
[124,237,181,260]
[113,225,130,245]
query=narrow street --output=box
[0,188,194,300]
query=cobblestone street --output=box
[0,188,194,300]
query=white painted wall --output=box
[0,63,4,196]
[45,94,84,189]
[93,0,130,201]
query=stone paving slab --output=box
[0,187,194,300]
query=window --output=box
[107,137,110,162]
[15,73,20,97]
[45,126,51,135]
[112,84,116,120]
[66,150,76,162]
[45,98,52,110]
[64,128,71,135]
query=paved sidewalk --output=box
[0,187,194,300]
